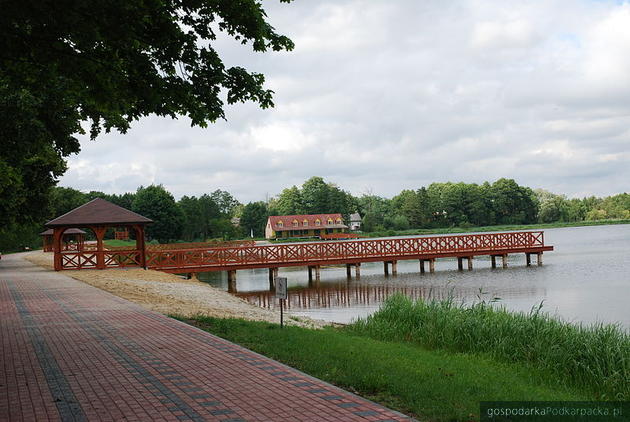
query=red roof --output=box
[268,214,347,231]
[46,198,153,227]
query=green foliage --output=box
[48,187,89,217]
[274,186,304,215]
[0,81,80,226]
[132,185,183,243]
[273,177,356,220]
[240,201,269,237]
[181,316,590,422]
[210,190,241,217]
[1,0,293,225]
[0,222,42,252]
[349,295,630,400]
[586,193,630,220]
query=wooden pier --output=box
[54,231,552,283]
[146,231,552,281]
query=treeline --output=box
[0,185,243,251]
[1,176,628,252]
[362,181,629,232]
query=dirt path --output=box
[24,251,325,328]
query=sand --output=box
[25,250,325,328]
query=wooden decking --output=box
[54,231,553,276]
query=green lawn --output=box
[103,239,137,247]
[177,316,592,422]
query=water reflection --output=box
[198,225,630,328]
[236,282,460,310]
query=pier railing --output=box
[146,231,547,272]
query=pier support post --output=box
[355,263,361,278]
[429,259,435,273]
[502,254,508,268]
[227,270,237,293]
[419,259,425,274]
[308,266,313,282]
[346,264,352,278]
[315,265,321,281]
[526,253,531,266]
[491,255,497,269]
[392,261,398,276]
[457,257,463,271]
[467,256,473,271]
[384,261,389,275]
[537,252,543,266]
[269,268,278,289]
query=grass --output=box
[103,239,137,247]
[177,316,593,421]
[362,219,630,238]
[348,295,630,401]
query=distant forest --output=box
[1,176,629,252]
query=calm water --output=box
[198,225,630,328]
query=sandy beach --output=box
[25,250,325,328]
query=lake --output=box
[198,224,630,329]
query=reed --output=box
[349,294,629,400]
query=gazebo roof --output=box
[40,228,86,236]
[45,198,153,227]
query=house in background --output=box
[349,212,362,231]
[265,214,348,239]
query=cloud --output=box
[60,0,630,202]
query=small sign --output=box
[275,277,288,299]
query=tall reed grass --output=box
[349,294,629,400]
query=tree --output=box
[132,185,183,243]
[301,177,330,214]
[1,1,294,225]
[198,194,222,239]
[178,196,203,241]
[275,186,304,215]
[48,187,88,218]
[299,176,356,217]
[210,190,241,217]
[109,192,136,211]
[535,189,569,223]
[240,202,269,237]
[489,178,538,225]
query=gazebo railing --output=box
[60,249,142,270]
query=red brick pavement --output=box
[0,253,415,422]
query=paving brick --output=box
[1,254,415,421]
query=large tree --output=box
[132,185,184,243]
[240,201,269,237]
[0,0,293,226]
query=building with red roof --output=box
[265,214,348,239]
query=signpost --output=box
[275,276,287,328]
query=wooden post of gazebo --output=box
[45,198,153,271]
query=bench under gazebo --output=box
[40,228,86,252]
[45,198,153,271]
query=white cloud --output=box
[471,19,540,49]
[60,0,630,201]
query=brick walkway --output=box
[0,254,414,422]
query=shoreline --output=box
[361,219,630,238]
[23,250,327,329]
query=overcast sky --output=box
[60,0,630,202]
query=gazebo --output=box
[45,198,153,271]
[40,228,86,252]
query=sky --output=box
[60,0,630,202]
